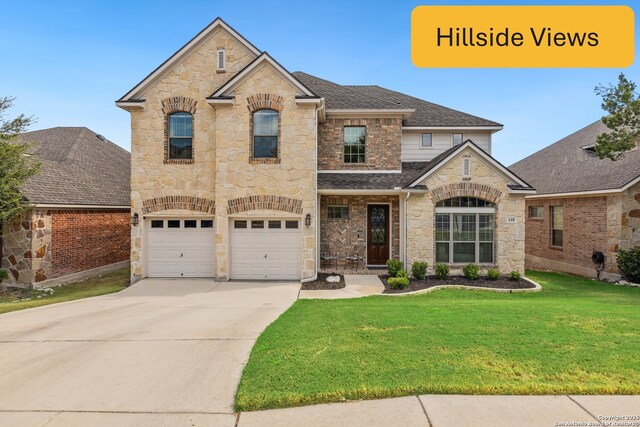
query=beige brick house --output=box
[511,120,640,280]
[117,18,534,283]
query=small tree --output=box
[594,73,640,160]
[0,97,40,228]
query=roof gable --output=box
[117,18,260,102]
[408,140,531,188]
[208,53,317,99]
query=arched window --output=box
[168,112,193,160]
[252,109,278,158]
[435,197,495,264]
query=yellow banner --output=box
[411,6,634,68]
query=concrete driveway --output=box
[0,279,300,426]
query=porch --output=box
[319,194,400,272]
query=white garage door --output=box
[147,218,215,278]
[230,218,301,280]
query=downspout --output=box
[403,191,412,267]
[301,99,324,283]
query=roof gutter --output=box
[33,204,130,209]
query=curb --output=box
[377,276,542,297]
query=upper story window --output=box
[462,156,471,177]
[344,126,366,163]
[253,109,279,158]
[452,133,463,146]
[168,112,193,160]
[217,48,226,71]
[421,133,433,148]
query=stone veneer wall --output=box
[317,118,402,170]
[320,195,400,263]
[129,27,257,281]
[50,210,130,278]
[1,209,51,286]
[213,62,317,280]
[607,181,640,275]
[406,147,526,274]
[524,197,609,277]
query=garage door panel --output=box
[147,219,215,278]
[230,219,301,280]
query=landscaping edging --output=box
[378,276,542,296]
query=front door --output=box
[367,205,390,265]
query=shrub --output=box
[0,269,8,282]
[487,268,500,280]
[617,247,640,283]
[388,277,409,289]
[434,263,450,280]
[509,270,521,281]
[386,259,404,277]
[463,263,481,280]
[411,261,428,280]
[396,269,408,278]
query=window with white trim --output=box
[421,133,432,148]
[217,49,226,71]
[452,133,463,146]
[435,197,495,264]
[551,206,563,247]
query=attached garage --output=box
[230,218,301,280]
[146,218,215,278]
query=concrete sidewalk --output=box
[237,394,640,427]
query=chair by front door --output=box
[367,204,390,265]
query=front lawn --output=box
[236,270,640,411]
[0,268,129,314]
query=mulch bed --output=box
[301,273,346,290]
[380,275,535,294]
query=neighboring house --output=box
[511,120,640,280]
[116,18,534,283]
[0,127,131,287]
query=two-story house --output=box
[116,18,534,283]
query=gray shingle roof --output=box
[318,162,430,190]
[18,127,130,206]
[292,72,501,127]
[510,120,640,195]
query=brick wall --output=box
[318,118,402,170]
[525,197,608,272]
[320,195,400,264]
[51,210,130,278]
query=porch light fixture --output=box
[305,213,311,227]
[131,213,139,226]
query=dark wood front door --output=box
[367,205,390,265]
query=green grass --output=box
[236,270,640,411]
[0,268,129,314]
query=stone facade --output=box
[1,209,128,287]
[128,27,317,281]
[320,195,400,264]
[406,147,527,274]
[317,118,402,170]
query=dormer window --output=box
[217,48,226,71]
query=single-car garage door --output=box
[230,218,301,280]
[147,218,215,278]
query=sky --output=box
[1,0,638,166]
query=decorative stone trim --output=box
[162,97,197,165]
[247,94,284,165]
[378,277,542,297]
[142,196,215,215]
[430,182,503,205]
[161,97,198,115]
[246,94,285,113]
[227,195,303,215]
